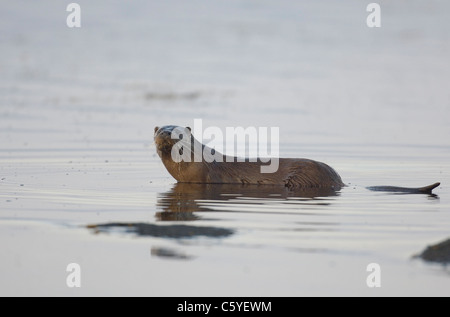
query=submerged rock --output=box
[416,238,450,264]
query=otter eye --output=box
[179,147,183,155]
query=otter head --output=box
[154,125,192,158]
[154,125,200,182]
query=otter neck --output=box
[159,151,206,183]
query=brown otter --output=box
[154,125,440,194]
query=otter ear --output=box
[186,127,191,132]
[154,126,160,134]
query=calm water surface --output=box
[1,0,449,296]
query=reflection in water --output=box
[156,183,340,221]
[86,183,340,260]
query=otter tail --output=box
[367,182,440,194]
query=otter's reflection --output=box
[156,183,340,221]
[86,184,338,244]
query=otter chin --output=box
[154,125,345,189]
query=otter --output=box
[154,125,440,194]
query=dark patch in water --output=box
[415,238,450,264]
[144,91,201,101]
[150,246,193,260]
[87,222,234,239]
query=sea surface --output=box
[1,0,449,296]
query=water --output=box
[1,0,449,296]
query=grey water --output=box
[1,0,449,296]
